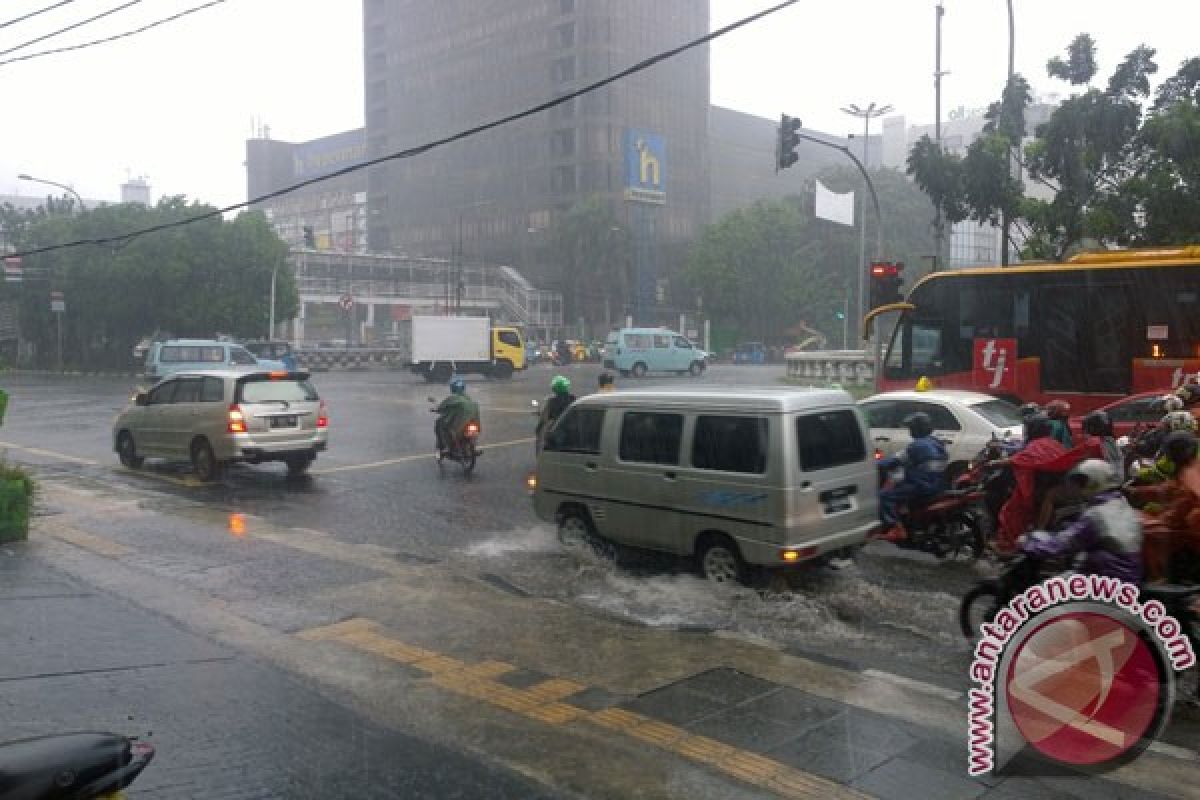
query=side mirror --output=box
[134,392,149,406]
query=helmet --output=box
[903,412,933,439]
[1018,402,1042,421]
[449,377,466,394]
[1066,459,1120,498]
[1045,399,1071,420]
[1082,410,1113,437]
[1024,412,1053,441]
[1160,394,1185,412]
[1161,410,1197,433]
[551,375,571,395]
[1160,430,1199,467]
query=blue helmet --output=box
[449,377,466,394]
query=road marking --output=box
[310,437,535,475]
[0,441,97,466]
[41,523,129,558]
[296,617,873,800]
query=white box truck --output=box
[410,316,527,381]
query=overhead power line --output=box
[4,0,799,259]
[0,0,143,57]
[0,0,79,31]
[0,0,228,67]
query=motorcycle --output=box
[959,556,1200,701]
[0,732,154,800]
[877,464,987,561]
[428,399,481,474]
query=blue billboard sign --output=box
[623,129,666,204]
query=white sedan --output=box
[858,390,1024,481]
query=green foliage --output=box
[0,198,294,368]
[683,166,941,344]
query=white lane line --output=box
[0,441,98,466]
[310,436,535,475]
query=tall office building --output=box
[363,0,709,312]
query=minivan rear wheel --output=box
[191,439,222,482]
[631,362,648,378]
[698,536,745,585]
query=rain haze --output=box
[0,0,1196,206]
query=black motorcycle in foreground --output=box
[0,732,154,800]
[958,554,1199,697]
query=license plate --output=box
[270,415,298,428]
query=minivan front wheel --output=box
[117,431,143,469]
[698,536,745,585]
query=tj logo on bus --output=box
[973,338,1016,392]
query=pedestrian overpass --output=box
[287,249,564,344]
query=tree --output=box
[0,197,294,368]
[683,166,942,345]
[548,195,631,330]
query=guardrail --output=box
[785,350,874,387]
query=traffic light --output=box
[868,261,905,308]
[776,114,802,171]
[302,225,316,248]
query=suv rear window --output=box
[237,379,319,404]
[796,410,866,471]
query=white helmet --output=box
[1067,459,1120,498]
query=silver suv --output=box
[113,370,328,480]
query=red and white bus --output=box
[871,247,1200,413]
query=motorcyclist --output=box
[1021,460,1143,585]
[1045,399,1074,448]
[434,377,480,456]
[994,413,1071,556]
[877,412,949,542]
[536,375,576,452]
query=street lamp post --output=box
[840,102,893,345]
[18,173,85,212]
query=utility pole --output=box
[1001,0,1016,266]
[933,2,946,273]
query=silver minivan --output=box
[531,388,879,583]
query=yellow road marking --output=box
[0,441,97,466]
[296,617,873,800]
[310,437,535,475]
[41,524,129,558]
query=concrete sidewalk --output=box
[7,475,1196,799]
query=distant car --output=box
[733,342,767,365]
[858,390,1024,481]
[143,339,287,382]
[1067,390,1196,439]
[113,369,328,481]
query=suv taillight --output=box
[317,401,328,429]
[227,404,247,433]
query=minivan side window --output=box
[497,330,520,347]
[546,408,605,454]
[619,412,683,465]
[201,377,225,402]
[796,410,866,471]
[693,416,767,474]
